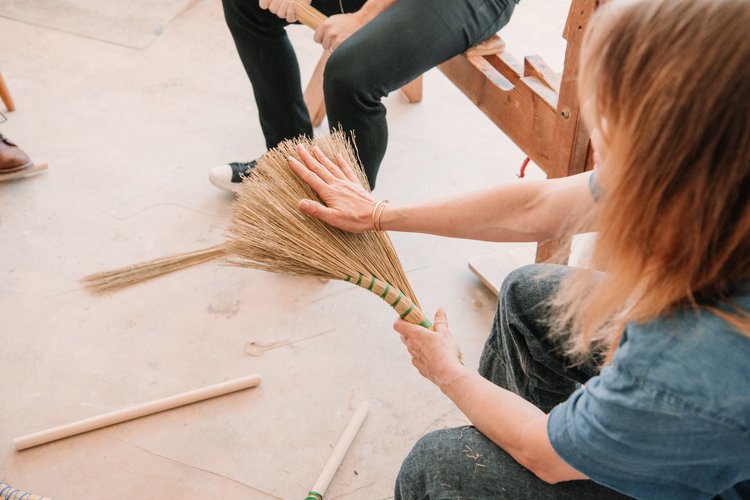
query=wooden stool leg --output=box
[0,71,16,112]
[400,75,423,103]
[535,0,597,263]
[304,51,331,128]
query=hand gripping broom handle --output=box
[345,273,433,328]
[293,0,327,30]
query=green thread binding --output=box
[305,492,323,500]
[400,302,416,319]
[341,276,430,329]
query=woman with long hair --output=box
[289,0,750,496]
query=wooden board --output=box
[467,245,537,296]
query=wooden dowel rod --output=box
[306,401,369,499]
[293,0,327,30]
[14,374,262,451]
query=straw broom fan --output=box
[83,132,432,328]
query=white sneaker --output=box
[208,161,256,193]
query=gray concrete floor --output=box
[0,1,567,497]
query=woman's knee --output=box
[479,264,563,381]
[396,427,516,499]
[396,429,461,497]
[323,43,385,105]
[500,265,547,304]
[499,264,571,320]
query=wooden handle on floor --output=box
[306,401,369,499]
[293,0,327,30]
[14,374,262,451]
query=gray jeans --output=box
[394,264,630,499]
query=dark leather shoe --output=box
[0,133,32,173]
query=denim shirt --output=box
[548,292,750,499]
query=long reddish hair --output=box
[553,0,750,360]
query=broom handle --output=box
[293,0,327,30]
[345,274,433,328]
[14,374,262,451]
[305,401,369,500]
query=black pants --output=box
[222,0,517,188]
[395,265,630,498]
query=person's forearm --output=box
[441,370,584,483]
[357,0,398,22]
[380,180,554,242]
[378,172,596,242]
[291,147,594,240]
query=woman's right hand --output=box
[288,145,379,233]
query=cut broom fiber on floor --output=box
[81,244,227,293]
[82,131,431,327]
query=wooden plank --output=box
[548,0,598,180]
[524,55,561,93]
[523,76,558,110]
[439,53,558,173]
[535,0,600,263]
[465,35,505,57]
[468,245,537,296]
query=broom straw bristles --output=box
[226,131,427,323]
[83,131,428,325]
[82,244,226,293]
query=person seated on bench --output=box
[290,0,750,497]
[209,0,518,192]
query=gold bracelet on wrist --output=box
[372,200,389,231]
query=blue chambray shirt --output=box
[547,290,750,499]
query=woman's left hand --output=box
[393,309,469,390]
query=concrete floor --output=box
[0,1,568,498]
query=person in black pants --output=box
[209,0,518,192]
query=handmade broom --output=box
[83,131,431,328]
[81,1,326,295]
